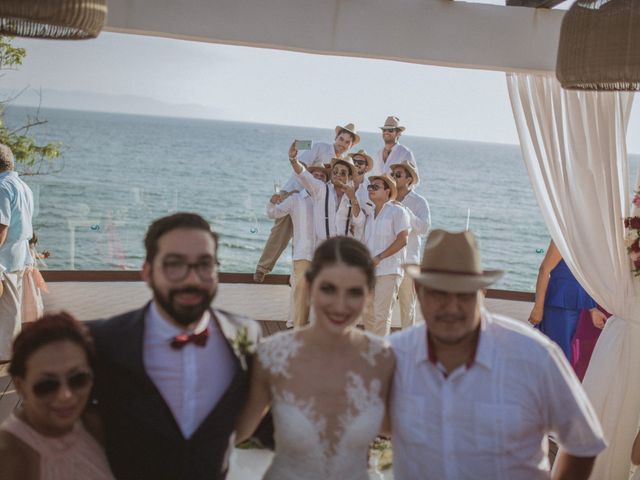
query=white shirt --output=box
[350,182,370,240]
[389,311,606,480]
[0,171,34,272]
[143,303,237,439]
[399,190,431,264]
[363,201,410,276]
[283,141,339,192]
[297,169,364,244]
[371,143,416,176]
[266,190,315,261]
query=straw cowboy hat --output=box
[404,229,504,293]
[390,159,420,188]
[368,173,398,201]
[335,123,360,145]
[348,149,374,173]
[306,163,330,179]
[330,157,357,177]
[380,116,406,132]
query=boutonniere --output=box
[231,326,255,369]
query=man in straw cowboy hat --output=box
[254,123,359,282]
[266,163,329,328]
[361,173,410,336]
[347,149,374,239]
[390,159,431,328]
[389,229,606,480]
[372,116,416,176]
[288,143,363,244]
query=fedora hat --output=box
[307,163,330,179]
[335,123,360,145]
[348,149,374,173]
[390,160,420,188]
[368,173,397,201]
[404,230,503,293]
[330,157,357,177]
[379,116,406,132]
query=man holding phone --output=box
[253,123,359,282]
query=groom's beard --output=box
[152,285,217,326]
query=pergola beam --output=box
[506,0,568,8]
[106,0,565,73]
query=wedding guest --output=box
[391,160,431,328]
[267,164,329,328]
[254,123,359,282]
[371,116,416,176]
[0,312,114,480]
[529,239,598,361]
[289,142,364,244]
[236,236,395,479]
[391,229,606,480]
[361,174,410,336]
[348,149,374,239]
[0,144,34,362]
[88,213,261,480]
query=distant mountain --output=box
[0,88,233,121]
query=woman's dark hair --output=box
[9,312,96,379]
[305,236,375,290]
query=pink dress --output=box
[0,413,114,480]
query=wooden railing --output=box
[41,270,534,302]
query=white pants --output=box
[363,274,402,337]
[398,273,417,328]
[0,271,24,360]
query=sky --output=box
[2,30,639,152]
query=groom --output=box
[89,213,261,480]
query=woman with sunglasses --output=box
[0,312,114,479]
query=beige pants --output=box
[290,260,311,328]
[256,216,293,274]
[0,271,24,361]
[398,273,417,328]
[363,274,402,337]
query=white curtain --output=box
[507,72,640,479]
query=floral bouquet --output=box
[624,187,640,276]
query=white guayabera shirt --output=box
[389,311,606,480]
[363,201,410,277]
[266,190,315,262]
[371,144,416,176]
[400,190,431,264]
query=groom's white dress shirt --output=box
[144,302,236,438]
[389,311,606,480]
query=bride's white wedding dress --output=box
[256,330,391,480]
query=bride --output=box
[236,236,395,479]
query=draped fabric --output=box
[506,72,640,479]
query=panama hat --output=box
[379,116,406,132]
[307,163,330,179]
[404,230,504,293]
[330,157,357,177]
[390,159,420,188]
[368,173,398,201]
[348,149,374,173]
[335,123,360,145]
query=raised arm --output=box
[529,239,562,325]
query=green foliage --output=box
[0,35,61,173]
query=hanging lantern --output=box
[556,0,640,91]
[0,0,107,40]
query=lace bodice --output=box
[257,330,392,480]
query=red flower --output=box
[631,239,640,253]
[634,257,640,269]
[628,217,640,230]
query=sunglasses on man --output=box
[31,371,93,398]
[392,171,411,179]
[367,184,388,191]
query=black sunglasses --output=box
[32,371,93,398]
[367,184,387,191]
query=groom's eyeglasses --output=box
[162,258,219,282]
[32,371,93,398]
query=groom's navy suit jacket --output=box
[88,304,260,480]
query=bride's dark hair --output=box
[305,236,375,290]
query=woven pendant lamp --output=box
[556,0,640,91]
[0,0,107,40]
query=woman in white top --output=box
[236,236,395,480]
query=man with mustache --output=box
[389,229,606,480]
[89,213,260,480]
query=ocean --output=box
[5,106,634,292]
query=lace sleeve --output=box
[257,332,302,379]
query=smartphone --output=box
[295,140,312,150]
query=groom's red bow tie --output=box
[170,328,210,349]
